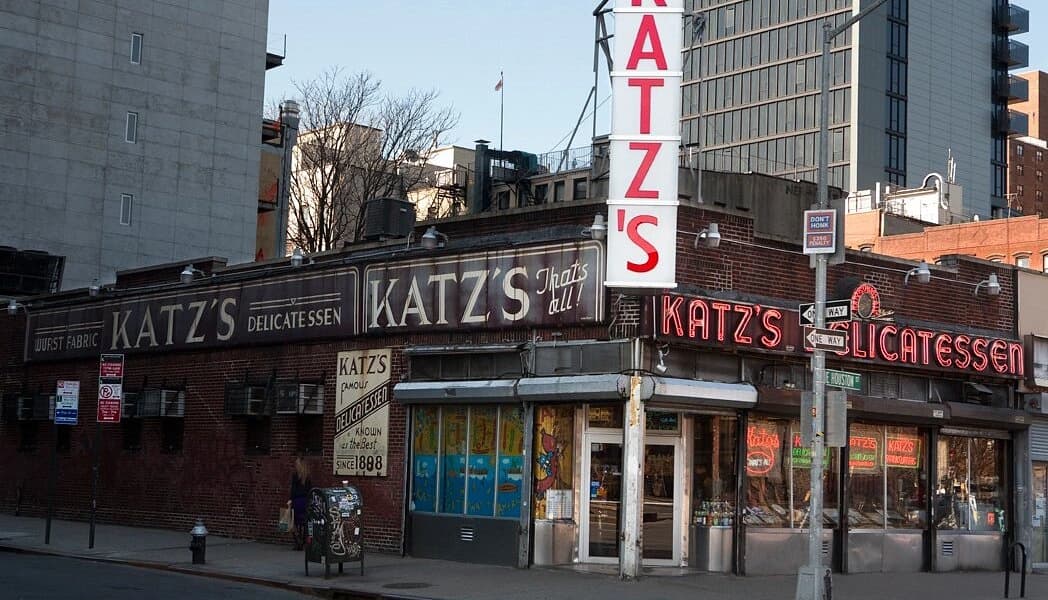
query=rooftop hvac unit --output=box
[361,197,416,241]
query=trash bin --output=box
[304,485,364,578]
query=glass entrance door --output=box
[642,442,680,563]
[582,436,623,562]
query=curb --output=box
[0,542,431,600]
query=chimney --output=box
[470,139,491,213]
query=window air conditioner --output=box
[160,390,185,417]
[122,392,139,418]
[274,383,300,414]
[299,384,324,414]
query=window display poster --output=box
[849,435,880,473]
[496,407,524,518]
[790,430,830,469]
[442,408,467,514]
[885,435,920,469]
[334,348,391,476]
[466,407,497,516]
[746,423,782,476]
[411,406,439,512]
[533,405,574,520]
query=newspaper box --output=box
[304,486,363,578]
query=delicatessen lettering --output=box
[659,294,1023,377]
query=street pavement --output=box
[0,513,1044,600]
[0,553,312,600]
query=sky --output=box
[265,1,1044,157]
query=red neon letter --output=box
[710,302,731,342]
[760,309,783,348]
[916,330,934,366]
[628,77,664,134]
[1009,342,1024,377]
[899,328,918,364]
[661,294,684,336]
[989,339,1009,374]
[953,335,972,369]
[627,15,668,70]
[626,141,660,198]
[934,334,953,368]
[733,304,754,345]
[688,299,709,340]
[878,325,898,361]
[971,338,989,372]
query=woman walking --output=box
[287,457,312,550]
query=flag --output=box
[494,74,503,92]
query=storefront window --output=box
[745,417,838,528]
[846,424,927,529]
[693,415,737,525]
[588,404,623,429]
[496,406,525,518]
[410,405,524,519]
[935,435,1005,531]
[1034,462,1047,563]
[533,405,575,520]
[441,407,468,514]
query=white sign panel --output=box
[803,209,837,255]
[606,0,684,290]
[334,349,391,477]
[55,380,79,425]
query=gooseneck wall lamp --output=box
[421,226,448,250]
[903,260,931,285]
[694,223,721,249]
[974,273,1001,296]
[582,214,607,240]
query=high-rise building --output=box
[1007,71,1048,217]
[682,0,1028,219]
[0,0,272,291]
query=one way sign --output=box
[799,299,852,326]
[804,327,849,352]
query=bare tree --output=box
[284,68,459,253]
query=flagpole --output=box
[499,70,504,151]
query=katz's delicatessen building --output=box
[0,202,1030,576]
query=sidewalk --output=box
[0,513,1043,600]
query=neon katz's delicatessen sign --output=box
[654,293,1024,378]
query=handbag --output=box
[278,506,293,533]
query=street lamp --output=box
[803,2,890,600]
[276,100,301,260]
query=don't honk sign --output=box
[606,0,682,290]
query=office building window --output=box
[1037,150,1042,161]
[120,193,133,225]
[1017,144,1024,157]
[125,112,138,143]
[130,33,143,64]
[1017,164,1024,175]
[553,181,565,203]
[1017,184,1024,197]
[572,178,588,200]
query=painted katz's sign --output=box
[605,0,683,289]
[363,241,604,333]
[25,269,358,361]
[656,293,1024,378]
[334,349,391,477]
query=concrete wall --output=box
[0,0,268,290]
[906,0,994,218]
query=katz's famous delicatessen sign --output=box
[652,292,1024,378]
[24,240,605,361]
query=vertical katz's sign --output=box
[606,0,683,289]
[335,349,391,477]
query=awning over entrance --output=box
[393,379,518,404]
[394,375,757,410]
[649,377,757,411]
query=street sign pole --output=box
[45,419,57,545]
[798,3,890,600]
[89,418,100,549]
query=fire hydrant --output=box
[190,519,208,564]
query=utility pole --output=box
[798,2,889,600]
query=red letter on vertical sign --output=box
[628,78,664,134]
[631,0,668,6]
[626,141,660,198]
[616,210,659,273]
[626,15,668,70]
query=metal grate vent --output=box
[821,540,830,556]
[941,540,954,556]
[459,526,475,542]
